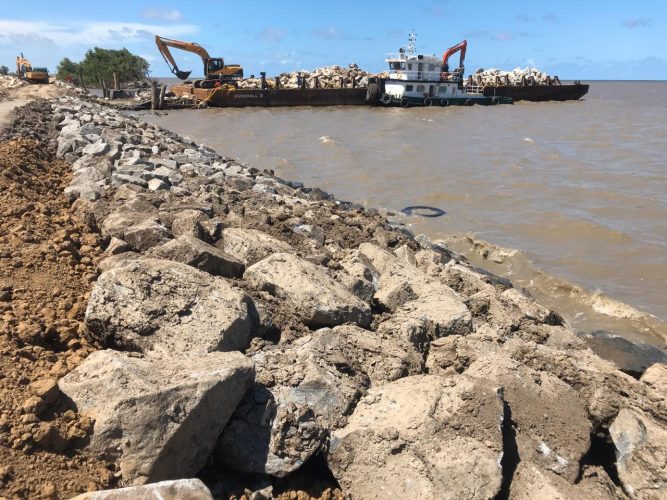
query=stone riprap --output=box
[35,94,667,498]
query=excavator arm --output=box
[442,40,467,71]
[155,35,212,80]
[16,54,32,78]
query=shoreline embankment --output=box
[0,82,665,499]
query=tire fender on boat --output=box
[381,93,392,105]
[464,99,473,106]
[424,97,433,106]
[440,98,449,107]
[400,98,410,108]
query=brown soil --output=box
[0,137,115,498]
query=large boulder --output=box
[244,253,371,328]
[124,220,172,251]
[510,462,624,500]
[59,350,254,485]
[71,479,213,499]
[376,294,472,356]
[610,408,667,498]
[328,375,504,500]
[358,242,462,311]
[464,353,591,482]
[147,235,244,278]
[215,325,420,477]
[85,258,256,354]
[219,228,293,265]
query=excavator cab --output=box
[206,58,243,80]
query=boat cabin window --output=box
[416,84,425,92]
[406,85,414,91]
[439,86,448,93]
[389,61,401,71]
[429,64,436,71]
[407,63,413,70]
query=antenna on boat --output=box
[407,29,417,55]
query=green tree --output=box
[0,65,9,75]
[56,57,79,82]
[56,48,149,86]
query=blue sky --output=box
[0,0,664,80]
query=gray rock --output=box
[71,479,213,499]
[216,325,418,477]
[172,209,209,240]
[610,408,667,498]
[60,350,254,485]
[147,178,169,191]
[86,258,256,354]
[124,220,172,251]
[64,184,102,202]
[82,141,110,156]
[105,237,130,255]
[111,173,148,189]
[377,294,472,355]
[147,235,244,278]
[100,212,161,240]
[219,228,293,266]
[328,375,504,500]
[464,354,591,482]
[244,253,371,328]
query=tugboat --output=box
[368,31,513,107]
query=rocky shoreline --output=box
[0,92,665,499]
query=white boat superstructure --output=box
[375,31,505,107]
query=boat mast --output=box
[407,29,417,56]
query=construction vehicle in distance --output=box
[155,35,243,88]
[16,53,49,84]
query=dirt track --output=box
[0,82,62,126]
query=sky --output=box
[0,0,665,80]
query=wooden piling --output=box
[159,84,167,109]
[113,72,119,90]
[151,80,158,110]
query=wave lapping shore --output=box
[0,92,665,499]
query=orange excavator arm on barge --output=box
[155,35,243,82]
[442,40,467,72]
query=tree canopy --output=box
[56,48,149,86]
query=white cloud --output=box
[621,18,651,29]
[0,19,199,47]
[260,27,286,43]
[313,26,341,40]
[142,8,183,22]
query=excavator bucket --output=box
[175,69,191,80]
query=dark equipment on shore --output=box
[401,206,446,217]
[155,35,243,88]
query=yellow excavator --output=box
[16,53,49,84]
[155,35,243,88]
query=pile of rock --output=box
[237,64,383,89]
[472,67,553,86]
[37,95,667,499]
[0,74,26,90]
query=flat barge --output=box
[171,83,367,107]
[482,83,589,102]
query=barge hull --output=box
[482,84,589,102]
[173,85,367,107]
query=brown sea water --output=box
[142,81,667,347]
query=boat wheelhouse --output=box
[374,32,512,107]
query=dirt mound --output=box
[0,99,58,143]
[0,137,114,498]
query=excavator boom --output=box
[442,40,467,70]
[155,35,213,80]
